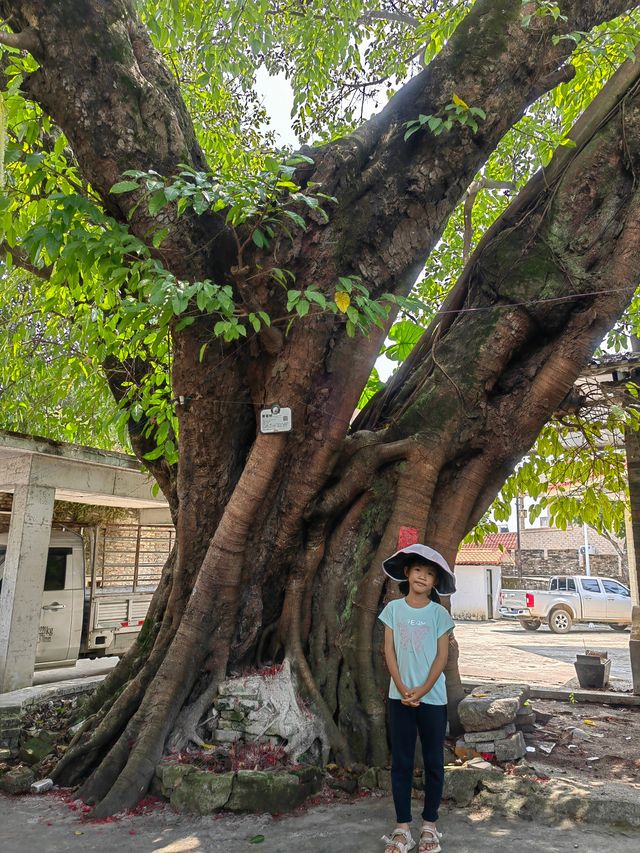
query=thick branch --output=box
[0,1,235,280]
[0,26,39,53]
[307,0,638,305]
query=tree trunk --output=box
[2,0,640,815]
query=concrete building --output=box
[453,535,515,620]
[0,430,171,693]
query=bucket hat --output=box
[382,543,456,595]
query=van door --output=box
[36,548,74,664]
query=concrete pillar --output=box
[0,482,55,692]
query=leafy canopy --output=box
[0,0,639,532]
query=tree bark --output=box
[2,0,640,815]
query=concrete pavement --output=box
[455,620,632,690]
[1,792,639,853]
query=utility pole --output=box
[515,495,523,577]
[582,523,591,576]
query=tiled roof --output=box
[456,546,516,567]
[458,532,517,552]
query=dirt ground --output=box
[523,697,640,786]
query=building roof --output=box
[456,541,516,567]
[454,532,517,567]
[474,532,517,551]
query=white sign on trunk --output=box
[260,405,292,434]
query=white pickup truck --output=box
[0,528,155,669]
[499,575,633,634]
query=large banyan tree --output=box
[1,0,640,816]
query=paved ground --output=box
[1,792,639,853]
[32,656,118,686]
[455,620,632,689]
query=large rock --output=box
[156,762,322,815]
[442,765,501,806]
[225,767,322,813]
[476,775,640,832]
[358,767,379,790]
[459,685,529,732]
[495,731,527,762]
[0,766,35,794]
[161,765,235,815]
[463,723,515,743]
[19,731,56,766]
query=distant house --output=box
[453,534,516,620]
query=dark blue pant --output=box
[388,699,447,824]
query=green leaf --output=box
[110,180,140,194]
[306,289,327,309]
[249,836,265,845]
[143,446,165,461]
[252,228,268,248]
[283,210,306,229]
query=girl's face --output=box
[405,561,439,595]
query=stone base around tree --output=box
[155,760,323,815]
[205,660,329,764]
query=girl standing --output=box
[378,544,456,853]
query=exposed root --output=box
[166,674,223,753]
[53,605,175,786]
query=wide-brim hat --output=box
[382,544,456,595]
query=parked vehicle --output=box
[0,528,156,668]
[498,575,633,634]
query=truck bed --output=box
[83,589,154,657]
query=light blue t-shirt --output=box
[378,598,455,706]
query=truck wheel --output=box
[548,608,573,634]
[610,624,630,632]
[519,619,542,631]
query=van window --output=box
[581,578,601,593]
[567,579,576,592]
[44,549,71,591]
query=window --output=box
[44,549,71,592]
[581,579,601,593]
[602,580,630,597]
[551,578,576,592]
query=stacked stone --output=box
[458,684,530,762]
[212,684,281,746]
[0,707,22,749]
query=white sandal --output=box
[418,825,442,853]
[382,827,416,853]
